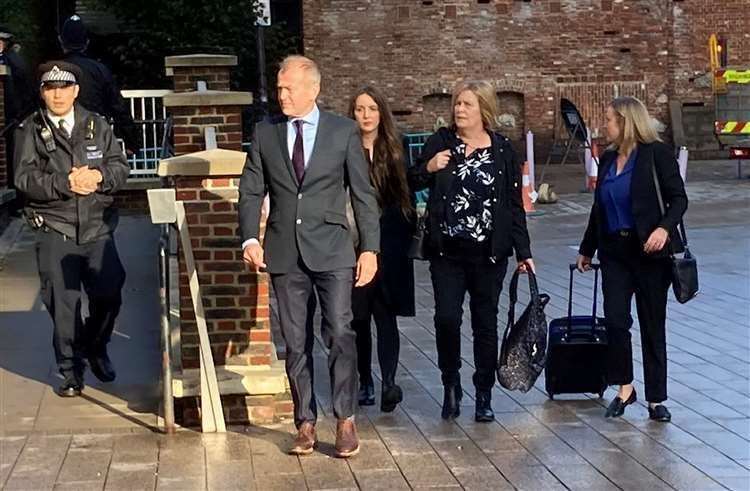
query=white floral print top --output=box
[441,141,495,242]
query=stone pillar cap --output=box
[158,148,247,177]
[165,54,238,68]
[163,90,253,107]
[0,65,9,76]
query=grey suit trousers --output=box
[272,258,356,428]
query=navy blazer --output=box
[579,141,688,259]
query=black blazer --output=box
[407,127,532,260]
[579,141,688,259]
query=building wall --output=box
[303,0,750,144]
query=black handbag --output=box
[407,210,429,260]
[652,164,699,303]
[497,270,550,392]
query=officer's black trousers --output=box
[36,230,126,376]
[599,234,672,403]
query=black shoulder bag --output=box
[651,164,699,304]
[497,270,550,392]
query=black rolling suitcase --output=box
[545,263,608,400]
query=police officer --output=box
[14,61,130,397]
[59,15,140,154]
[1,27,35,197]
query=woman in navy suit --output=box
[577,96,688,422]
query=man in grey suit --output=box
[239,56,380,458]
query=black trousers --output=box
[429,255,508,392]
[36,229,126,375]
[599,234,672,403]
[352,278,400,389]
[271,258,356,428]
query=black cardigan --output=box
[407,127,532,261]
[579,141,688,259]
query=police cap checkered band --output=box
[38,61,81,85]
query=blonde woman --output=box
[577,96,688,422]
[408,81,533,422]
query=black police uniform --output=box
[63,52,140,152]
[59,16,139,153]
[14,95,130,386]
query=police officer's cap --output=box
[38,61,82,88]
[0,26,13,40]
[60,15,88,51]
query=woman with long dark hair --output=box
[348,86,415,412]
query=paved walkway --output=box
[0,179,748,490]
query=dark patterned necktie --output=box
[58,119,69,138]
[292,119,305,183]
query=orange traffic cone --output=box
[522,161,543,216]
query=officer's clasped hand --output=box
[68,166,102,195]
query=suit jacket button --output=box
[297,193,302,200]
[296,218,302,224]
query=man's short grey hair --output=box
[279,55,321,85]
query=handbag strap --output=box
[506,269,541,327]
[650,156,689,249]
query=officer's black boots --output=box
[88,350,116,382]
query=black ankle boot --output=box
[441,384,462,420]
[475,391,494,422]
[381,384,403,413]
[358,382,375,406]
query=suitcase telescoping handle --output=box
[567,263,600,336]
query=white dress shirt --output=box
[47,108,75,136]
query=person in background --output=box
[577,96,687,423]
[408,80,534,423]
[59,15,140,154]
[1,26,35,199]
[348,86,415,412]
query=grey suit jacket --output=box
[238,110,380,274]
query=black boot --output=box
[441,383,463,420]
[475,390,494,422]
[358,382,375,406]
[381,384,403,413]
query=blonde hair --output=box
[451,81,498,131]
[279,55,321,85]
[609,96,661,156]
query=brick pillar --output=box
[160,55,291,426]
[165,54,236,92]
[0,65,8,189]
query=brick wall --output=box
[161,54,291,427]
[171,106,243,154]
[173,175,272,369]
[303,0,750,145]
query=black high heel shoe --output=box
[605,388,637,418]
[441,383,463,420]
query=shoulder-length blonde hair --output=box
[450,81,499,131]
[609,96,661,156]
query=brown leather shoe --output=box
[289,422,316,455]
[334,418,360,458]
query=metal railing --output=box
[122,89,173,178]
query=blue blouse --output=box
[599,149,637,234]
